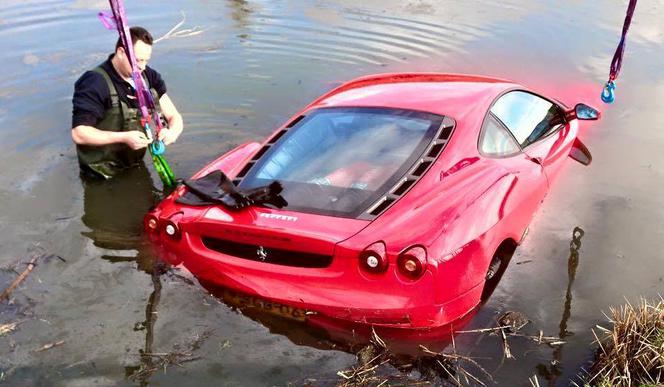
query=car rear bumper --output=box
[151,231,483,329]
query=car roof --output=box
[308,73,521,119]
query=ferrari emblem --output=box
[257,246,268,261]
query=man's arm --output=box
[71,125,151,150]
[157,93,183,145]
[72,70,152,150]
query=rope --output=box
[602,0,638,103]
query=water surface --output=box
[1,0,664,385]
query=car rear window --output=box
[238,107,444,218]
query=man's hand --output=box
[158,128,181,146]
[124,131,151,150]
[158,93,183,146]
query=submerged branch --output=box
[35,340,65,352]
[1,252,62,303]
[154,12,204,43]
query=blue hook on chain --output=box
[601,80,616,104]
[150,140,166,155]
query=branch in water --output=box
[154,11,204,43]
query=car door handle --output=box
[528,156,543,165]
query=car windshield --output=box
[239,107,444,218]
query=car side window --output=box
[479,114,521,157]
[490,91,566,148]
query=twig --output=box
[420,344,494,384]
[154,11,204,43]
[438,358,461,386]
[501,329,514,359]
[459,364,486,386]
[35,340,65,352]
[1,255,39,302]
[128,330,210,381]
[529,374,541,387]
[371,327,387,348]
[455,325,513,334]
[0,320,26,336]
[141,352,175,357]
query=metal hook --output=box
[601,80,616,104]
[150,140,166,155]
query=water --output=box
[1,0,663,385]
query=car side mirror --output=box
[569,138,592,166]
[571,103,601,120]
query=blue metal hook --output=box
[601,80,616,104]
[150,140,166,155]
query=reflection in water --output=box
[196,279,457,356]
[80,163,158,271]
[125,260,166,386]
[193,278,502,384]
[536,226,585,385]
[81,165,167,385]
[227,0,256,31]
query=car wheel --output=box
[485,256,502,281]
[481,241,517,302]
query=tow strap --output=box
[98,1,176,187]
[601,0,637,104]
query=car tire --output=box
[480,241,517,302]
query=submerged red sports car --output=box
[146,73,599,329]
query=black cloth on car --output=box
[176,170,287,211]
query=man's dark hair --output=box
[115,26,153,50]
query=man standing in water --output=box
[71,26,183,179]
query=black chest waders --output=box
[76,66,174,186]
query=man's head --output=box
[114,26,153,77]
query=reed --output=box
[584,297,664,387]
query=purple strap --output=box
[97,11,116,30]
[102,0,164,138]
[608,0,637,81]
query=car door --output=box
[490,90,573,186]
[478,113,548,226]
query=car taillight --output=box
[163,220,181,240]
[145,214,160,232]
[397,246,427,280]
[359,242,388,273]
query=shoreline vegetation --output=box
[331,298,664,387]
[581,297,664,387]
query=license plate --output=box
[221,289,309,322]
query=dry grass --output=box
[583,297,664,387]
[335,329,493,387]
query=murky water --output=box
[1,0,663,385]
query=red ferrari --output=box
[146,73,599,329]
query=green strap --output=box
[152,153,176,187]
